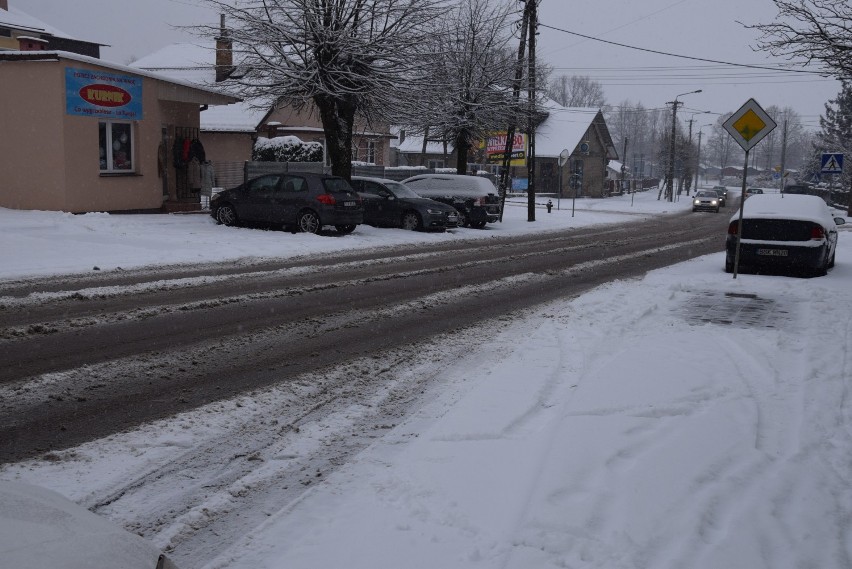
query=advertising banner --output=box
[483,132,526,165]
[65,67,143,120]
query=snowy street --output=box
[2,190,852,569]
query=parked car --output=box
[692,190,720,213]
[401,174,501,228]
[746,187,764,197]
[0,481,180,569]
[725,193,845,276]
[210,173,363,234]
[711,186,727,207]
[350,176,459,231]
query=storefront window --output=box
[99,121,134,172]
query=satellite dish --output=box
[558,149,569,167]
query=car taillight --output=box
[810,225,826,240]
[473,197,484,206]
[727,221,738,235]
[316,194,336,205]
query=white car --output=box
[0,481,179,569]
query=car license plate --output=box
[757,248,788,256]
[344,201,356,207]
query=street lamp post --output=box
[664,89,702,202]
[694,123,713,191]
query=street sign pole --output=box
[733,148,750,280]
[722,98,777,280]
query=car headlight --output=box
[210,193,221,202]
[426,208,443,215]
[694,199,700,205]
[711,200,717,204]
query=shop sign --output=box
[65,67,143,120]
[483,132,526,165]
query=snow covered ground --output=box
[2,188,852,569]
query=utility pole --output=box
[620,137,628,194]
[695,128,703,191]
[497,0,531,222]
[527,0,538,222]
[662,90,702,202]
[779,119,788,194]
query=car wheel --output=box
[297,211,321,234]
[828,250,836,269]
[215,204,238,226]
[335,224,357,234]
[715,207,720,213]
[456,210,468,227]
[725,256,734,273]
[470,220,487,229]
[401,212,422,231]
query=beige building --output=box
[0,51,238,212]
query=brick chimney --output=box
[0,0,8,11]
[215,14,233,83]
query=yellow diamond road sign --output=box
[723,98,777,151]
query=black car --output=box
[725,194,845,276]
[210,173,363,234]
[711,186,727,207]
[401,174,501,229]
[350,176,459,231]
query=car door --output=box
[277,175,310,225]
[240,175,282,223]
[365,181,399,226]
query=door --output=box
[240,175,282,222]
[277,175,310,224]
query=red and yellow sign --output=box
[79,84,131,107]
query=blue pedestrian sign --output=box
[821,153,844,174]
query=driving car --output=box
[1,481,179,569]
[725,193,845,276]
[711,186,727,207]
[692,190,720,213]
[350,176,459,231]
[210,172,363,234]
[401,174,501,228]
[746,187,764,198]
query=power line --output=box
[538,22,832,76]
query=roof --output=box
[132,42,263,132]
[0,5,107,45]
[535,100,614,159]
[0,50,239,106]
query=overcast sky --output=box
[20,0,842,130]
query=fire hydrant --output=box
[546,199,553,213]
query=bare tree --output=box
[410,0,529,174]
[547,75,606,108]
[749,0,852,78]
[197,0,445,179]
[706,113,736,183]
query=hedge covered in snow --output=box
[253,136,324,162]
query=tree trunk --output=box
[455,132,469,175]
[315,94,356,180]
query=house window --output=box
[365,140,376,164]
[99,121,134,172]
[427,159,445,169]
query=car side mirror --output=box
[834,217,846,225]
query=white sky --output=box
[1,190,851,568]
[17,0,843,129]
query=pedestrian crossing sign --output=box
[821,153,844,174]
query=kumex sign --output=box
[65,67,143,120]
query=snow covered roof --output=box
[132,42,263,132]
[735,194,839,226]
[0,5,106,45]
[0,50,238,105]
[535,101,608,158]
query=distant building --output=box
[0,0,106,57]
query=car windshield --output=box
[696,192,716,198]
[384,181,422,199]
[322,177,354,193]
